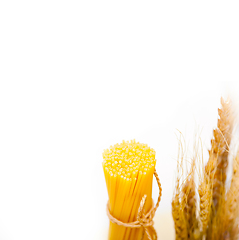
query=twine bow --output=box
[106,169,162,240]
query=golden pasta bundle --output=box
[102,140,157,240]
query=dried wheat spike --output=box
[208,186,227,240]
[181,164,199,240]
[224,150,239,239]
[205,97,233,210]
[172,137,189,240]
[172,192,188,240]
[198,173,212,236]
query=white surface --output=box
[0,1,239,240]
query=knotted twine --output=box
[106,169,162,240]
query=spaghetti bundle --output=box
[102,140,159,240]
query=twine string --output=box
[106,169,162,240]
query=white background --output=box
[0,1,239,240]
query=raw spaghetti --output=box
[102,140,161,240]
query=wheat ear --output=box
[172,137,188,240]
[204,98,233,240]
[181,157,200,240]
[205,97,232,210]
[198,172,212,236]
[172,191,188,240]
[224,150,239,239]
